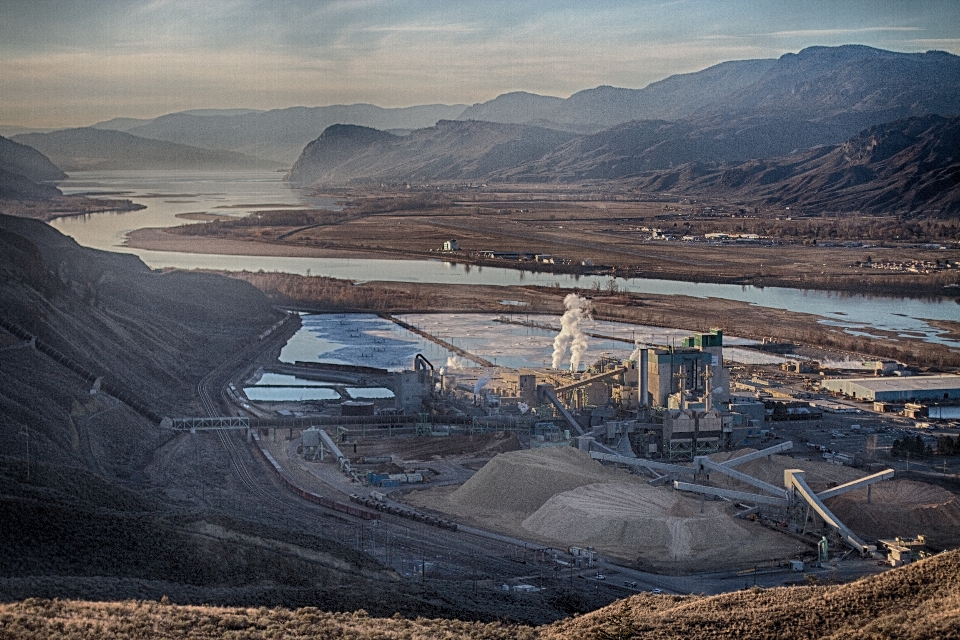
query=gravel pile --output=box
[521,480,806,571]
[827,479,960,548]
[448,446,620,514]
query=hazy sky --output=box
[2,0,958,127]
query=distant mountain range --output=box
[629,114,960,214]
[286,121,579,185]
[285,46,960,213]
[456,58,778,131]
[104,104,468,165]
[6,45,959,213]
[11,128,282,172]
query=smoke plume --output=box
[629,334,651,362]
[445,355,468,370]
[473,371,492,395]
[551,293,592,371]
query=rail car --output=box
[252,433,379,520]
[349,494,457,531]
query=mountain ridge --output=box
[12,128,281,172]
[124,103,469,164]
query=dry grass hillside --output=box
[1,549,957,639]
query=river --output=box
[51,171,959,348]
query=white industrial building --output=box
[820,374,960,402]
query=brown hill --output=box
[627,114,960,214]
[285,120,578,187]
[2,548,957,639]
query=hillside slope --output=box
[287,120,578,186]
[0,136,66,183]
[626,114,960,214]
[0,136,65,200]
[2,549,957,639]
[126,103,468,164]
[12,128,281,171]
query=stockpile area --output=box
[709,449,863,491]
[448,446,619,513]
[405,447,806,571]
[521,480,806,572]
[709,449,960,548]
[826,480,960,549]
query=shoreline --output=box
[125,226,960,301]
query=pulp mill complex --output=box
[173,311,960,583]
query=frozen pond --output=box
[279,312,789,373]
[243,387,341,402]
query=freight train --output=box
[252,433,379,520]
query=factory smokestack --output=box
[640,348,649,408]
[551,294,591,371]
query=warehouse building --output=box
[820,375,960,402]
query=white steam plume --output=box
[474,372,492,395]
[551,293,592,371]
[445,355,468,370]
[629,334,651,362]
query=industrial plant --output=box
[155,294,960,587]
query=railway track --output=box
[190,314,584,589]
[195,316,301,510]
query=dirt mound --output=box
[448,447,620,514]
[521,480,806,571]
[827,479,960,548]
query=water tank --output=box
[302,428,321,448]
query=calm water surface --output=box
[49,171,959,347]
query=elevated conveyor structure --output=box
[319,428,364,483]
[815,469,895,501]
[695,456,790,500]
[668,442,894,555]
[719,441,795,468]
[590,452,696,477]
[553,367,628,395]
[673,482,790,507]
[538,385,585,436]
[785,469,872,553]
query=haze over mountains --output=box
[102,103,469,165]
[11,128,283,172]
[6,45,960,213]
[285,46,960,213]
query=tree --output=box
[771,402,788,421]
[937,435,959,456]
[595,602,637,640]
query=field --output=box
[129,186,960,298]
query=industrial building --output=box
[820,374,960,402]
[646,330,730,408]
